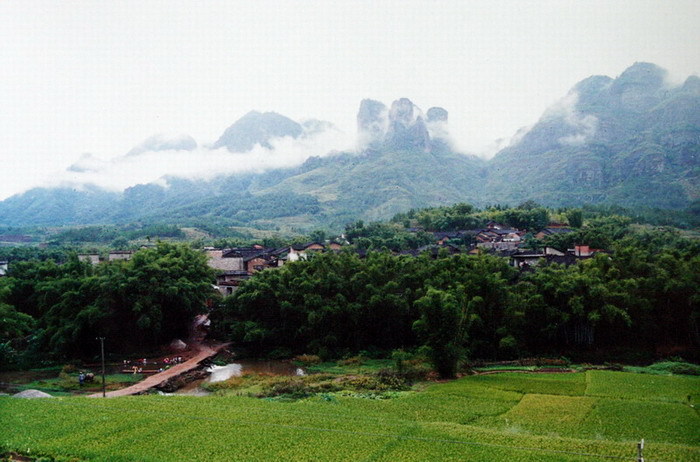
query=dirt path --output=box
[88,342,229,398]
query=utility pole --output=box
[97,337,106,398]
[637,438,644,462]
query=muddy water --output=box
[174,360,304,395]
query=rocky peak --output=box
[426,107,448,123]
[613,62,666,90]
[426,107,451,153]
[385,98,430,152]
[388,98,419,126]
[357,99,388,151]
[357,99,388,131]
[356,98,451,153]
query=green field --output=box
[1,371,698,461]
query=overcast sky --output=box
[1,1,699,200]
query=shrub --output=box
[603,362,624,371]
[293,354,321,365]
[267,348,293,360]
[391,349,411,374]
[61,364,77,374]
[647,361,700,376]
[520,358,569,367]
[342,370,409,392]
[263,379,311,399]
[338,355,364,366]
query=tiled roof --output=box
[540,227,574,235]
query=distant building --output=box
[510,246,604,269]
[535,227,574,239]
[0,260,8,276]
[207,242,345,295]
[568,245,604,257]
[108,250,134,262]
[288,242,325,262]
[215,270,251,296]
[78,254,100,265]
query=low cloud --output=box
[47,126,354,193]
[547,91,599,147]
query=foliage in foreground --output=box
[0,243,215,365]
[1,370,698,461]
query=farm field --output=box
[1,371,698,461]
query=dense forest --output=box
[0,243,214,369]
[1,203,698,376]
[213,227,699,375]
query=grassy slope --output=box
[1,371,698,461]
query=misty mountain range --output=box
[1,62,698,231]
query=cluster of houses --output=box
[0,221,599,293]
[204,222,602,295]
[433,221,527,250]
[77,250,135,265]
[509,244,606,269]
[206,242,343,295]
[432,221,577,250]
[426,221,607,268]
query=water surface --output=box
[175,360,304,395]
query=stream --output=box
[174,360,305,395]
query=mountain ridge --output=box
[1,62,698,230]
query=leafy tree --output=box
[413,288,466,378]
[566,208,584,228]
[502,207,549,231]
[111,237,130,249]
[0,303,34,341]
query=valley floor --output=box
[1,370,698,461]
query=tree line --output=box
[0,243,214,369]
[213,222,699,376]
[1,207,699,376]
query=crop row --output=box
[1,371,698,461]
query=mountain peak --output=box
[427,107,448,123]
[616,62,667,86]
[682,75,700,94]
[357,98,442,153]
[213,111,303,152]
[385,98,430,152]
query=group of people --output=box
[77,372,94,385]
[119,356,187,374]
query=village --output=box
[57,220,606,297]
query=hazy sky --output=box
[1,1,699,200]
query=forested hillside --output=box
[486,63,700,208]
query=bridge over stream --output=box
[88,342,229,398]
